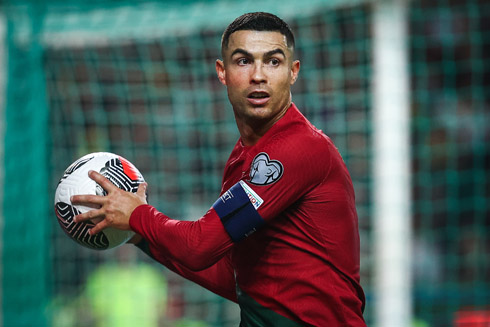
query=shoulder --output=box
[252,113,337,184]
[266,110,333,162]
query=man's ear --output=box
[216,59,226,85]
[290,60,300,85]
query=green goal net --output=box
[410,0,490,325]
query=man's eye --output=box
[269,58,280,66]
[237,58,250,65]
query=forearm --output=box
[136,238,237,302]
[129,204,234,272]
[130,205,237,301]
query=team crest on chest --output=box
[249,152,283,186]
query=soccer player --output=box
[72,12,366,326]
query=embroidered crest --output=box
[249,152,283,186]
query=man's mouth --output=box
[247,91,270,105]
[248,92,269,98]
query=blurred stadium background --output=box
[0,0,489,326]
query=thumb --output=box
[136,182,148,200]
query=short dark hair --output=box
[221,12,295,53]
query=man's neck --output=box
[236,101,292,147]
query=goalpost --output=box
[373,0,411,326]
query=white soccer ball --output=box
[54,152,145,250]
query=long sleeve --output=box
[129,204,237,301]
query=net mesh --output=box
[46,23,240,327]
[1,0,489,326]
[410,0,490,325]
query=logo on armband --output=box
[219,190,234,203]
[239,181,263,210]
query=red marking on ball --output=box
[118,156,140,181]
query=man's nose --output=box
[251,63,267,84]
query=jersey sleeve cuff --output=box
[129,204,155,237]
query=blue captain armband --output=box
[213,181,265,242]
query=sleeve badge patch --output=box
[249,152,284,186]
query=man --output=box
[72,12,366,326]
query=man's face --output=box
[216,30,300,126]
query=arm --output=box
[71,172,237,299]
[71,170,261,266]
[70,170,234,263]
[134,237,237,302]
[129,204,234,272]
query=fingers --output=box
[73,207,111,235]
[136,182,148,199]
[88,170,118,193]
[73,207,103,223]
[71,194,105,207]
[70,171,145,236]
[87,218,111,236]
[70,194,104,224]
[70,172,111,236]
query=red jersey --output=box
[130,103,366,326]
